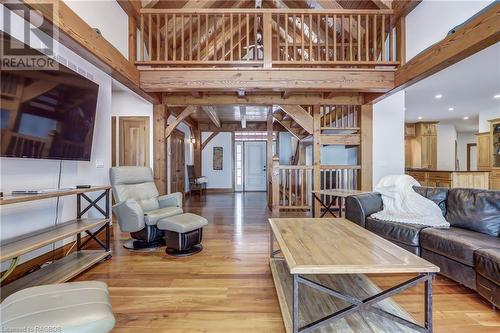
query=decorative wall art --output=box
[213,146,223,170]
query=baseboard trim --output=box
[205,188,234,193]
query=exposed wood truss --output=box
[201,132,219,150]
[202,106,222,128]
[165,105,197,138]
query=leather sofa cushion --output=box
[446,188,500,237]
[475,248,500,285]
[421,227,500,266]
[144,206,183,225]
[345,193,383,228]
[1,281,115,333]
[413,186,449,216]
[366,217,428,247]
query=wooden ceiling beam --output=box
[141,68,394,92]
[394,3,500,91]
[198,121,286,132]
[240,106,247,129]
[202,106,222,128]
[371,0,392,10]
[163,93,363,105]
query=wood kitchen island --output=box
[406,169,490,189]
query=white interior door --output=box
[244,141,267,191]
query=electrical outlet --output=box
[95,159,105,168]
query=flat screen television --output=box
[1,35,99,161]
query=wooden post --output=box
[193,126,202,176]
[267,107,273,188]
[271,156,280,217]
[263,13,272,68]
[128,16,137,62]
[395,16,406,65]
[360,104,373,191]
[312,104,321,217]
[153,104,168,195]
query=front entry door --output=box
[170,129,185,194]
[244,141,267,191]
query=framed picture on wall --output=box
[213,146,223,170]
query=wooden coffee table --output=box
[269,218,439,333]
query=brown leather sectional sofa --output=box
[345,186,500,307]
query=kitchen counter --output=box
[406,170,490,189]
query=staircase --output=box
[270,104,364,216]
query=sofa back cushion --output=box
[446,188,500,237]
[413,186,449,216]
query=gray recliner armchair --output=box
[110,166,183,249]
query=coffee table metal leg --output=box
[293,274,299,333]
[292,273,434,333]
[425,274,433,332]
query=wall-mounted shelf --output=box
[0,186,112,301]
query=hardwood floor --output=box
[76,192,499,332]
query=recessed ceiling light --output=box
[463,116,469,120]
[494,94,500,99]
[435,94,443,99]
[418,116,423,120]
[448,107,454,111]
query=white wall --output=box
[278,132,293,164]
[406,0,493,61]
[1,4,112,268]
[373,91,406,188]
[201,132,233,189]
[456,131,477,171]
[437,124,457,170]
[479,107,500,132]
[64,0,129,59]
[321,146,358,165]
[111,90,154,167]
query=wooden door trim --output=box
[118,116,150,167]
[467,143,477,171]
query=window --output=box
[235,142,243,191]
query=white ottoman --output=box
[0,281,115,333]
[157,213,208,256]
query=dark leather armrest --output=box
[345,193,383,228]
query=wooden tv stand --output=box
[0,186,112,300]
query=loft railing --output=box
[135,8,401,68]
[269,157,361,215]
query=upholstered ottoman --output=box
[157,213,208,256]
[0,281,115,333]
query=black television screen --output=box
[1,38,99,161]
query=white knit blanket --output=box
[371,175,450,228]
